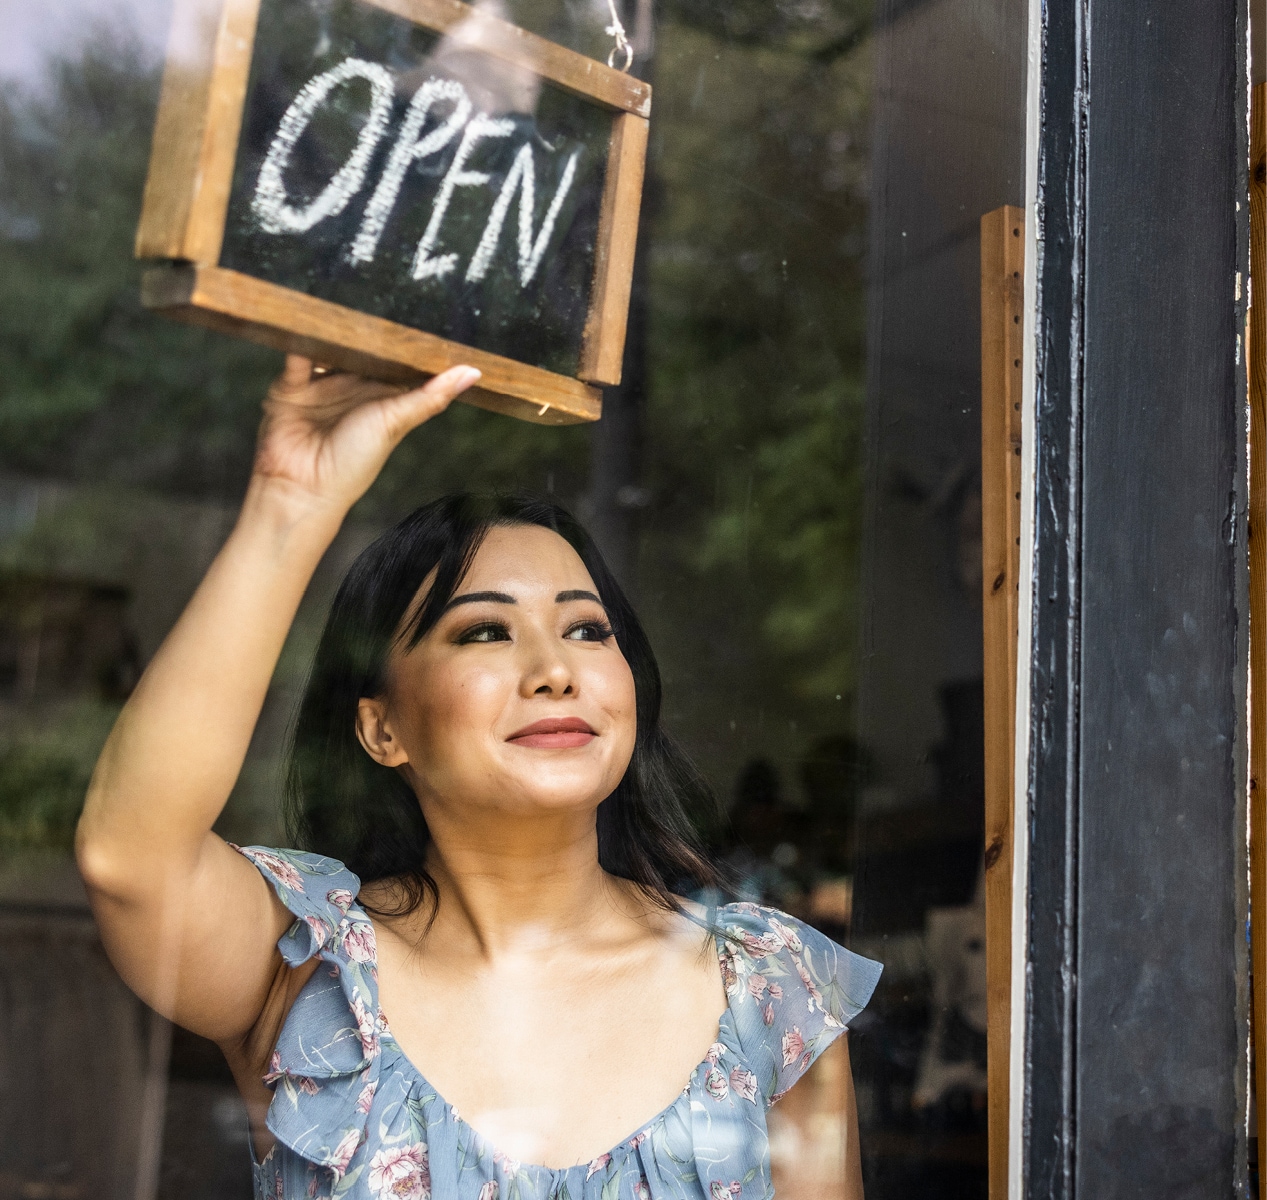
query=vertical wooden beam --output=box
[980,205,1024,1200]
[1249,80,1266,1200]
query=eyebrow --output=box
[443,588,604,611]
[556,589,603,605]
[444,591,516,610]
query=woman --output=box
[76,357,881,1199]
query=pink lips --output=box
[507,716,597,749]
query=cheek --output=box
[594,657,639,752]
[401,656,515,756]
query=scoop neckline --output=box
[369,921,736,1177]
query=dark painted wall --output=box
[1026,0,1249,1196]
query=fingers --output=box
[381,366,482,438]
[281,355,313,387]
[427,365,483,398]
[266,358,480,440]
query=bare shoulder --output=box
[607,880,720,980]
[355,878,438,942]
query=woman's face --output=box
[357,524,638,823]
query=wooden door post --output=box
[980,205,1024,1200]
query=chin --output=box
[494,766,618,816]
[494,750,619,793]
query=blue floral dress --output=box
[236,845,882,1200]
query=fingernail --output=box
[457,366,481,385]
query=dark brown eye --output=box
[564,620,614,643]
[457,622,512,644]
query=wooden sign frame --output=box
[135,0,652,425]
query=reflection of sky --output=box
[0,0,624,83]
[0,0,170,80]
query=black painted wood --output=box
[1024,0,1087,1193]
[1026,1,1249,1197]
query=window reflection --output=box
[0,0,1025,1195]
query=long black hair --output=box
[284,493,721,917]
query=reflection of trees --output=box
[667,0,869,56]
[0,29,277,497]
[639,13,870,761]
[0,5,872,807]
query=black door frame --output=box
[1022,0,1250,1195]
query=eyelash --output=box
[456,622,511,644]
[567,620,615,643]
[454,619,614,645]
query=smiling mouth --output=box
[507,717,597,749]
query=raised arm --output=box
[75,356,480,1044]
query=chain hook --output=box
[604,0,634,71]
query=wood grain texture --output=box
[1249,81,1266,1200]
[578,113,648,386]
[142,263,602,424]
[135,0,262,263]
[361,0,651,116]
[979,205,1023,1200]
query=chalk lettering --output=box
[411,113,514,281]
[466,144,580,287]
[347,78,472,266]
[252,58,394,235]
[211,0,628,387]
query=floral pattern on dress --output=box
[236,845,882,1200]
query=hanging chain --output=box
[604,0,634,71]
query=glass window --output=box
[0,0,1027,1195]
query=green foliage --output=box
[0,10,872,807]
[0,19,600,514]
[662,0,871,56]
[0,701,119,851]
[0,743,89,850]
[0,26,277,498]
[639,22,870,733]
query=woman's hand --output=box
[252,356,481,517]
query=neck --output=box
[415,807,633,959]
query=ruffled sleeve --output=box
[715,903,882,1105]
[236,845,364,965]
[235,845,386,1177]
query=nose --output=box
[518,625,576,697]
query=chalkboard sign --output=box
[135,0,651,424]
